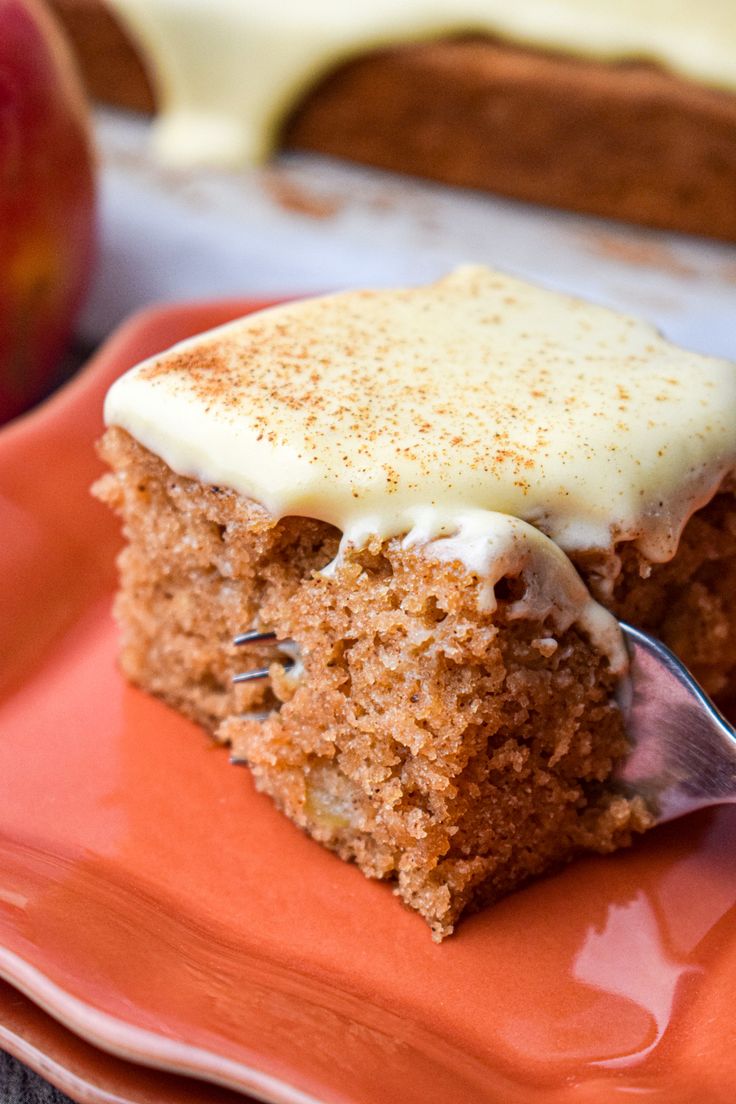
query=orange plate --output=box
[0,976,254,1104]
[1,299,735,1104]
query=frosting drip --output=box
[411,510,627,673]
[105,0,736,167]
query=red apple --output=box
[0,0,96,424]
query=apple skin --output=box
[0,0,96,425]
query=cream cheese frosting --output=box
[104,266,736,667]
[105,265,736,559]
[105,0,736,167]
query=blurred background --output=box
[2,0,735,431]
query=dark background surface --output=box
[1,1051,73,1104]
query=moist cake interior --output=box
[96,428,656,939]
[96,428,736,939]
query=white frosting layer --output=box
[105,265,736,560]
[106,0,736,167]
[105,266,736,668]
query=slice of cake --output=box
[50,0,736,240]
[95,266,736,939]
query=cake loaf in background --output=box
[49,0,736,241]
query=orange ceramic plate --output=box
[0,976,256,1104]
[1,299,735,1104]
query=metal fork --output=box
[231,630,293,683]
[617,622,736,824]
[232,622,736,825]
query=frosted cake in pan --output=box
[51,0,736,240]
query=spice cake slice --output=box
[95,267,736,939]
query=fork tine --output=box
[232,658,295,684]
[232,630,296,685]
[233,666,272,683]
[233,630,277,646]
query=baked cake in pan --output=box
[50,0,736,241]
[95,267,736,938]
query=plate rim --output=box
[0,945,319,1104]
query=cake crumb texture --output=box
[101,431,736,935]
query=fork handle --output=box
[617,623,736,823]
